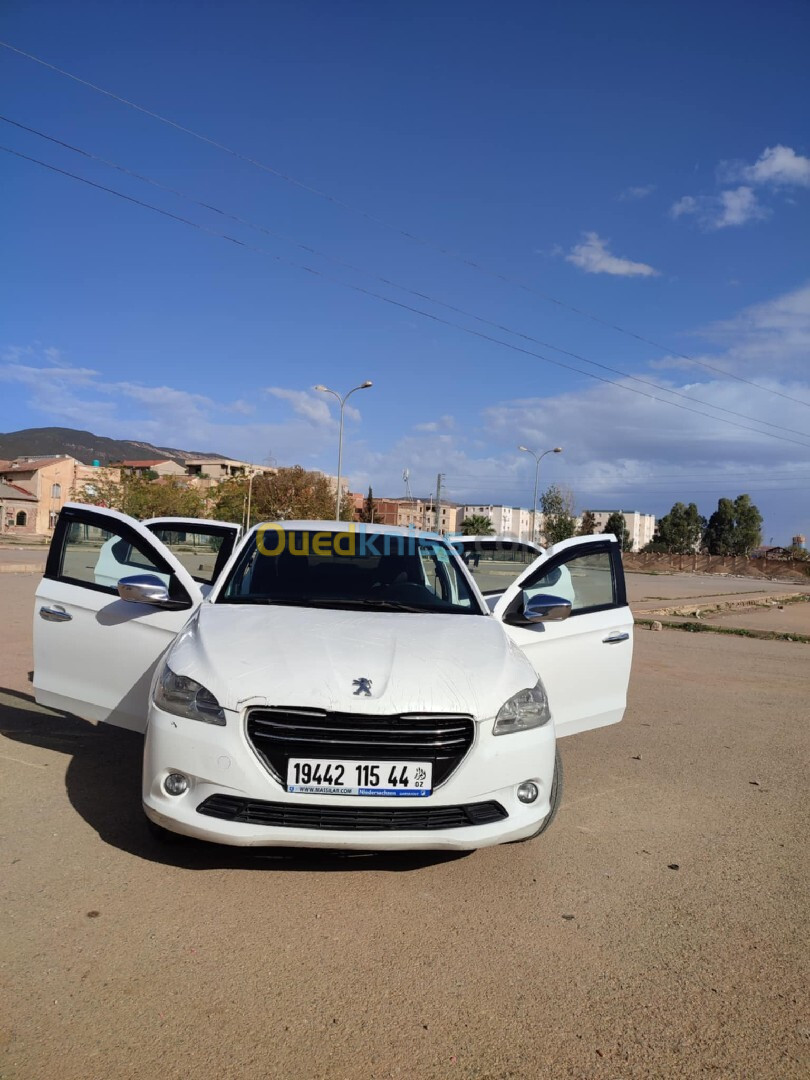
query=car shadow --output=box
[0,686,471,873]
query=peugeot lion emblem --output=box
[353,677,373,697]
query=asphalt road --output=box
[1,574,808,1079]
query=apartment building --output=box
[460,504,538,541]
[585,510,656,552]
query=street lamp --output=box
[244,468,258,531]
[518,445,562,543]
[314,381,373,520]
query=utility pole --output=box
[435,472,444,535]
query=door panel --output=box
[34,504,203,732]
[494,536,633,737]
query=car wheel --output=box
[511,748,563,843]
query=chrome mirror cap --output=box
[117,574,174,607]
[522,593,572,623]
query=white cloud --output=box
[414,414,455,433]
[265,387,334,425]
[619,184,656,201]
[673,143,808,230]
[682,281,810,376]
[671,186,767,229]
[564,232,660,277]
[726,144,810,189]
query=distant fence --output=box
[622,551,810,581]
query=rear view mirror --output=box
[522,593,572,623]
[117,574,183,609]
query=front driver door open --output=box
[34,503,205,733]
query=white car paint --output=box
[34,507,633,851]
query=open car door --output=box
[33,503,221,733]
[492,534,633,738]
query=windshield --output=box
[217,527,483,614]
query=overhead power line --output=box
[4,140,810,455]
[3,115,810,445]
[3,37,808,410]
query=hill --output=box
[0,427,222,466]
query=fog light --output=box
[517,781,539,804]
[164,772,189,796]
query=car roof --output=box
[449,534,543,551]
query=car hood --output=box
[167,603,536,720]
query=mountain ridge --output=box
[0,427,223,466]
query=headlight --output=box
[493,681,550,735]
[153,664,226,726]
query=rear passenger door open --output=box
[492,535,633,737]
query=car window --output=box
[523,550,616,614]
[451,540,539,594]
[218,528,482,614]
[59,520,168,593]
[147,525,233,585]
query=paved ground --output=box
[625,571,810,612]
[1,574,808,1079]
[697,601,810,636]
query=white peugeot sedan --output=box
[34,506,633,851]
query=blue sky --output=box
[2,0,809,542]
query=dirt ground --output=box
[1,574,808,1079]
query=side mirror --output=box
[117,574,182,608]
[522,592,572,623]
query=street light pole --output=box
[518,445,563,543]
[245,468,257,531]
[314,381,373,520]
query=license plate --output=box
[287,758,432,797]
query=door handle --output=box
[602,631,629,643]
[39,606,72,623]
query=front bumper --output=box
[143,705,556,850]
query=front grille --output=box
[246,708,475,789]
[197,794,507,831]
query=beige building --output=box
[387,499,460,534]
[0,479,39,535]
[115,458,187,478]
[585,510,656,552]
[184,458,277,490]
[0,456,120,535]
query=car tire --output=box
[511,747,563,843]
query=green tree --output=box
[703,498,736,555]
[357,486,378,523]
[459,514,495,536]
[703,494,763,556]
[646,502,705,554]
[540,484,577,545]
[602,511,632,551]
[213,466,345,525]
[80,473,204,519]
[731,494,763,555]
[578,510,597,536]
